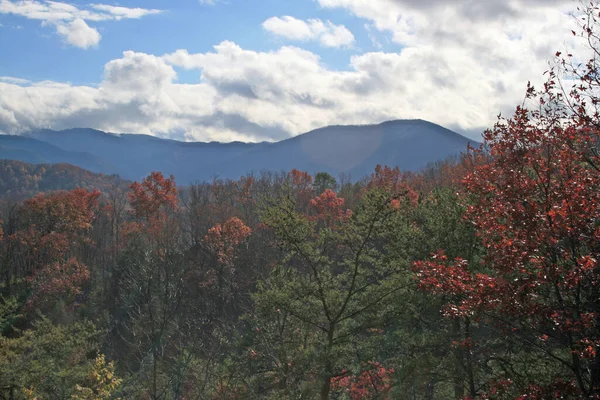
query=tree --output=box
[202,217,252,317]
[72,355,122,400]
[114,172,189,399]
[313,172,337,195]
[1,189,100,318]
[0,313,107,400]
[414,2,600,396]
[249,182,415,399]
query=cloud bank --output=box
[0,0,584,142]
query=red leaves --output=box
[203,217,252,265]
[126,172,180,249]
[287,169,314,209]
[331,362,395,400]
[513,380,579,400]
[21,188,100,234]
[367,165,419,205]
[413,252,499,318]
[368,165,402,192]
[309,189,352,225]
[288,169,313,188]
[128,172,177,220]
[237,176,255,205]
[26,257,90,311]
[9,189,100,272]
[410,17,600,394]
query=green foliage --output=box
[313,172,338,194]
[0,312,105,399]
[244,186,418,398]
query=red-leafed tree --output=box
[366,165,419,208]
[26,257,90,312]
[128,171,177,220]
[414,3,600,397]
[203,217,252,267]
[309,189,352,227]
[287,169,314,211]
[126,171,179,251]
[118,172,186,398]
[331,362,395,400]
[202,217,252,316]
[6,189,99,297]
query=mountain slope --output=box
[24,128,259,182]
[0,135,118,175]
[0,159,130,201]
[5,120,478,183]
[216,119,474,179]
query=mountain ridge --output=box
[0,119,479,183]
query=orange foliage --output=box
[10,189,100,270]
[237,176,255,205]
[126,172,180,251]
[128,172,178,220]
[367,165,418,206]
[309,189,352,226]
[288,169,314,208]
[20,188,101,234]
[203,217,252,265]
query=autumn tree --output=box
[414,2,600,397]
[202,217,252,318]
[113,172,192,398]
[0,189,100,319]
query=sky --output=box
[0,0,584,142]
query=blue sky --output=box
[0,0,397,84]
[0,0,581,142]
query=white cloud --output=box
[55,18,100,48]
[89,4,162,20]
[0,76,30,84]
[0,0,589,142]
[0,0,163,48]
[263,16,354,48]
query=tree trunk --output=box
[320,327,335,400]
[452,318,465,399]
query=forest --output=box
[3,3,600,400]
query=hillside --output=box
[0,159,130,201]
[2,119,479,183]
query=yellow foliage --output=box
[72,355,121,400]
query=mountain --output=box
[0,135,118,174]
[22,128,259,183]
[217,120,475,180]
[1,120,478,183]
